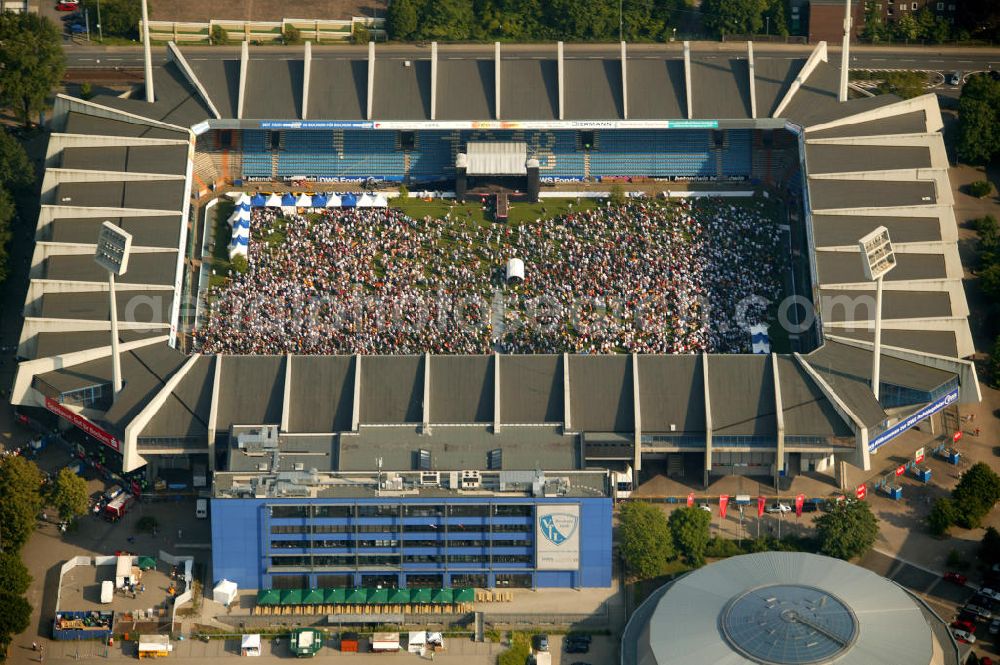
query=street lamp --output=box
[95,222,132,403]
[858,226,896,401]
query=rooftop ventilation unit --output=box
[420,471,440,486]
[460,470,482,490]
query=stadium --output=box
[9,39,981,590]
[622,551,958,664]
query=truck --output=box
[103,493,135,521]
[192,464,207,488]
[371,633,400,653]
[532,652,552,665]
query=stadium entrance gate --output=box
[455,141,540,203]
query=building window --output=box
[899,2,906,9]
[936,1,944,8]
[60,384,108,408]
[403,505,444,518]
[357,504,399,519]
[493,504,532,518]
[270,505,308,519]
[492,524,532,533]
[314,505,352,518]
[448,504,489,518]
[947,3,954,9]
[911,1,917,8]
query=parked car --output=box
[982,657,993,665]
[103,484,124,502]
[533,634,549,652]
[952,628,976,644]
[948,71,963,86]
[989,619,1000,635]
[766,502,791,514]
[979,587,1000,602]
[697,503,712,513]
[952,619,976,633]
[943,572,967,585]
[565,634,591,654]
[972,595,997,611]
[964,604,992,620]
[800,501,819,513]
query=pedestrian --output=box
[975,427,980,437]
[32,642,38,651]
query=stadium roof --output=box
[625,552,948,665]
[10,41,979,475]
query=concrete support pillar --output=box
[620,41,628,120]
[557,41,565,121]
[281,353,292,432]
[772,353,785,491]
[421,351,431,434]
[367,40,376,121]
[631,353,641,473]
[562,352,571,432]
[702,352,712,488]
[747,41,758,119]
[839,0,852,102]
[141,0,154,103]
[494,42,501,120]
[352,355,362,431]
[683,41,693,119]
[237,41,249,119]
[430,42,438,120]
[302,41,312,120]
[207,355,222,472]
[493,352,501,434]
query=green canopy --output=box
[302,588,325,605]
[411,588,432,603]
[453,587,475,603]
[388,588,410,604]
[431,588,453,604]
[345,588,367,604]
[324,588,347,604]
[257,589,281,606]
[136,556,156,570]
[280,588,304,605]
[367,587,390,604]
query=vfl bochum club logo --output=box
[540,513,579,546]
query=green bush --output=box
[79,82,93,100]
[704,537,743,559]
[608,183,626,207]
[928,497,956,536]
[953,462,1000,528]
[351,23,371,45]
[496,631,531,665]
[398,184,409,200]
[969,180,994,198]
[230,254,249,274]
[283,26,302,45]
[989,336,1000,389]
[211,25,229,45]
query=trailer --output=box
[103,493,135,521]
[100,581,114,604]
[289,628,323,657]
[137,635,172,658]
[371,632,400,653]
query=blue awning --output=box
[250,194,267,207]
[341,193,358,207]
[311,194,328,207]
[281,193,296,206]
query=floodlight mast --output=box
[858,226,896,401]
[95,222,133,403]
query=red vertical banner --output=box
[856,483,867,500]
[794,494,805,517]
[895,465,905,476]
[687,492,694,508]
[757,496,766,518]
[953,431,963,443]
[719,495,729,519]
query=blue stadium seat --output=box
[241,130,273,179]
[590,130,715,178]
[276,130,405,180]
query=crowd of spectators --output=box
[196,198,786,355]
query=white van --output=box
[195,499,208,519]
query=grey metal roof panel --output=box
[707,355,776,436]
[307,58,367,120]
[806,144,932,174]
[287,355,354,433]
[811,214,942,246]
[43,251,177,285]
[809,179,937,209]
[564,59,622,119]
[142,355,215,439]
[53,180,185,211]
[186,58,241,118]
[243,59,303,119]
[48,215,182,248]
[626,58,686,119]
[498,354,563,424]
[830,329,959,358]
[791,94,904,129]
[436,59,494,121]
[31,330,158,359]
[228,433,337,473]
[359,355,424,424]
[429,355,493,423]
[636,354,705,433]
[101,342,189,435]
[339,425,575,472]
[802,365,885,429]
[775,356,851,438]
[568,355,633,433]
[808,340,956,393]
[62,112,188,139]
[690,59,751,119]
[754,57,804,117]
[39,289,172,322]
[816,250,946,284]
[216,356,285,430]
[500,59,558,120]
[806,110,928,138]
[819,288,952,321]
[372,57,430,120]
[61,146,127,171]
[90,62,214,127]
[780,61,844,122]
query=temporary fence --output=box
[141,17,385,44]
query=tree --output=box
[608,183,627,207]
[387,0,418,40]
[814,499,878,560]
[0,456,43,553]
[668,506,711,567]
[81,0,142,38]
[980,526,1000,568]
[952,462,1000,529]
[210,25,229,45]
[956,74,1000,164]
[48,468,89,522]
[230,254,249,274]
[862,0,887,42]
[702,0,766,37]
[894,13,920,41]
[0,552,31,596]
[0,132,34,192]
[0,189,14,286]
[876,71,927,100]
[927,497,956,536]
[969,180,995,198]
[0,13,66,127]
[0,592,32,653]
[990,336,1000,389]
[619,502,673,579]
[981,264,1000,301]
[418,0,476,40]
